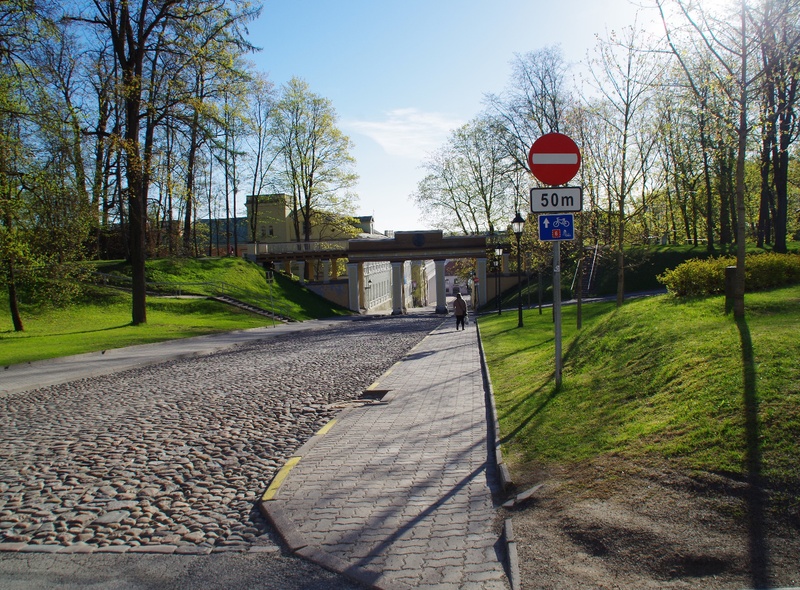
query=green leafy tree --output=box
[73,0,258,324]
[0,0,59,331]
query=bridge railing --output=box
[249,240,350,255]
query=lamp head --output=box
[511,212,525,237]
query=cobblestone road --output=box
[0,316,443,554]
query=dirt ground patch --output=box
[503,457,800,589]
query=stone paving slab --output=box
[261,318,510,590]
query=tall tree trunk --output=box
[207,155,214,257]
[617,122,629,308]
[698,107,715,252]
[123,68,147,325]
[232,159,238,257]
[758,117,773,248]
[183,110,199,253]
[718,148,734,245]
[733,0,748,320]
[3,200,23,331]
[773,101,791,253]
[6,260,23,332]
[223,114,231,256]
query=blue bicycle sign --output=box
[538,214,575,241]
[552,216,571,228]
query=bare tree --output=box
[271,77,358,248]
[657,0,759,319]
[586,22,664,306]
[413,116,515,235]
[244,73,278,246]
[486,45,574,177]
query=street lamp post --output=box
[511,212,525,328]
[494,247,503,315]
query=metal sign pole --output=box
[528,132,582,390]
[553,242,562,387]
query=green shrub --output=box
[658,253,800,296]
[747,252,800,289]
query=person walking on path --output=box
[453,291,468,330]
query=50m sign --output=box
[530,186,583,213]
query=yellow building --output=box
[244,193,372,246]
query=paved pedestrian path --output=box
[261,316,510,590]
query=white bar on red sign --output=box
[532,154,579,165]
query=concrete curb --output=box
[475,321,513,494]
[0,541,277,555]
[503,519,521,590]
[475,319,521,590]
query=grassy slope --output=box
[492,241,800,308]
[479,285,800,491]
[1,257,351,365]
[95,257,351,321]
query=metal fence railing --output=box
[251,240,350,255]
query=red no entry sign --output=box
[527,133,581,186]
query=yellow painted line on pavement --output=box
[261,419,338,501]
[315,418,337,436]
[262,456,301,501]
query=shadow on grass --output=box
[497,322,588,447]
[3,324,133,338]
[737,316,770,589]
[498,378,559,447]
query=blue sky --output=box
[247,0,661,232]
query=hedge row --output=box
[657,253,800,297]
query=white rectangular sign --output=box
[530,186,583,213]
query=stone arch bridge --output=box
[249,231,492,315]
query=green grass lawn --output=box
[479,285,800,490]
[0,287,271,365]
[1,257,352,365]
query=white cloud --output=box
[344,108,464,160]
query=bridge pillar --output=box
[434,259,447,314]
[391,261,404,315]
[347,262,360,312]
[322,260,331,283]
[296,261,306,285]
[331,257,340,279]
[476,257,487,309]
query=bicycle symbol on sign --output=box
[552,216,571,228]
